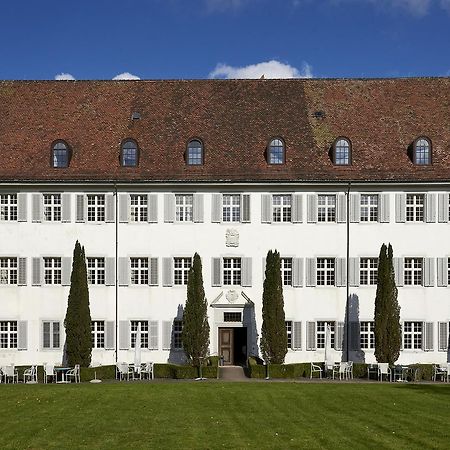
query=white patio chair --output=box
[66,364,81,383]
[310,362,322,379]
[140,362,154,380]
[3,365,18,383]
[43,363,56,383]
[117,362,132,381]
[433,364,449,382]
[378,363,391,382]
[332,362,348,380]
[23,365,38,383]
[345,361,354,380]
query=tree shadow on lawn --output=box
[398,383,450,396]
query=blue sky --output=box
[1,0,449,80]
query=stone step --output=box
[218,365,247,381]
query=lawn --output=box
[0,382,449,449]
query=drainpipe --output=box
[114,183,119,365]
[346,182,351,362]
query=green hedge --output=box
[154,362,218,379]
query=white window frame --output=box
[91,320,105,349]
[130,258,149,285]
[317,321,335,349]
[281,257,292,286]
[173,319,183,350]
[317,258,335,286]
[175,194,193,222]
[360,194,378,222]
[0,194,18,221]
[87,194,106,222]
[360,258,378,285]
[223,257,242,286]
[43,194,61,222]
[317,194,336,222]
[0,321,18,349]
[406,194,424,222]
[285,321,293,348]
[131,320,149,348]
[404,258,423,286]
[44,257,62,285]
[174,257,192,285]
[130,194,148,222]
[360,321,375,350]
[87,257,105,285]
[222,194,241,222]
[403,321,423,350]
[272,194,292,223]
[42,321,61,349]
[0,257,18,285]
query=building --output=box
[0,78,449,367]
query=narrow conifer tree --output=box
[260,250,288,364]
[374,243,401,365]
[64,241,92,367]
[182,253,210,367]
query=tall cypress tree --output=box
[374,243,401,365]
[260,250,288,364]
[182,253,210,367]
[64,241,92,367]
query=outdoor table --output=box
[54,367,71,383]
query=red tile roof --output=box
[0,78,449,183]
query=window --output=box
[223,258,241,285]
[223,195,241,222]
[406,194,424,222]
[404,258,423,286]
[285,321,293,348]
[0,194,17,221]
[130,195,148,222]
[268,138,285,164]
[44,258,62,285]
[317,321,335,349]
[360,258,378,285]
[317,258,335,286]
[175,195,193,222]
[43,321,60,349]
[318,195,336,222]
[273,195,291,222]
[91,321,105,348]
[130,258,149,285]
[281,258,292,286]
[0,321,17,349]
[360,194,378,222]
[87,258,105,285]
[121,140,138,167]
[403,322,423,349]
[173,320,183,350]
[360,321,375,349]
[224,312,242,322]
[186,139,203,165]
[43,194,61,222]
[131,321,149,348]
[87,195,105,222]
[52,141,70,168]
[0,258,18,285]
[174,257,192,285]
[334,138,351,165]
[414,137,431,165]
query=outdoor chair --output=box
[332,362,347,380]
[378,363,391,382]
[310,362,323,379]
[44,363,56,383]
[140,362,154,380]
[23,365,38,383]
[66,364,81,383]
[432,363,449,382]
[345,361,354,380]
[3,365,18,383]
[117,362,133,381]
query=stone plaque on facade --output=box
[225,229,239,247]
[226,290,239,304]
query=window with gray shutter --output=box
[211,194,221,223]
[164,194,175,223]
[76,195,85,222]
[241,257,252,287]
[62,257,72,286]
[292,258,303,288]
[393,257,404,287]
[193,194,204,223]
[118,257,129,286]
[337,193,347,223]
[211,257,221,287]
[307,194,318,223]
[293,322,302,350]
[149,321,158,350]
[147,194,158,223]
[18,257,27,286]
[438,193,449,223]
[335,258,346,287]
[32,194,42,222]
[335,321,344,351]
[149,257,158,286]
[349,193,360,223]
[32,257,42,286]
[241,194,251,223]
[18,321,28,350]
[162,321,172,350]
[424,322,434,351]
[348,257,360,287]
[438,322,449,351]
[162,258,173,287]
[105,194,115,222]
[306,258,317,287]
[423,258,435,287]
[62,194,71,222]
[105,321,115,350]
[306,322,316,350]
[292,194,303,223]
[261,194,272,223]
[119,194,129,223]
[17,193,27,222]
[437,257,448,287]
[425,194,436,223]
[105,257,115,286]
[395,193,406,223]
[119,321,130,350]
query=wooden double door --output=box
[219,327,247,366]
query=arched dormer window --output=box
[267,138,285,164]
[52,141,70,168]
[333,137,351,165]
[121,139,139,167]
[186,139,203,165]
[413,137,431,165]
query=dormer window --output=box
[267,138,285,164]
[186,139,203,165]
[121,140,138,167]
[333,138,351,165]
[413,137,431,165]
[52,141,70,168]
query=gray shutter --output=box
[32,193,42,222]
[424,322,434,351]
[162,258,173,287]
[164,194,175,223]
[18,257,27,286]
[105,321,115,350]
[292,194,303,223]
[335,258,346,287]
[393,257,404,287]
[423,258,435,287]
[149,321,158,350]
[395,193,406,223]
[149,257,158,286]
[211,194,221,223]
[105,257,115,286]
[438,193,449,223]
[349,193,360,223]
[147,194,158,223]
[193,194,204,223]
[76,195,85,222]
[307,194,318,223]
[32,257,42,286]
[119,321,130,350]
[349,321,360,351]
[292,258,303,288]
[306,258,317,287]
[293,322,302,350]
[211,258,221,287]
[437,257,448,287]
[162,321,172,350]
[119,194,129,223]
[349,257,360,287]
[337,193,347,223]
[118,257,129,286]
[438,322,449,351]
[425,194,436,223]
[241,194,251,223]
[306,322,316,351]
[335,322,344,351]
[379,194,390,223]
[62,193,71,222]
[261,194,272,223]
[242,257,252,287]
[105,194,115,222]
[61,257,72,286]
[17,193,27,222]
[18,321,28,350]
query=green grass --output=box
[1,382,449,449]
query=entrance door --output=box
[219,328,234,365]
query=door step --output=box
[218,365,247,381]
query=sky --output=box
[0,0,449,80]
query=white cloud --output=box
[209,60,313,79]
[55,73,75,81]
[204,0,248,12]
[112,72,140,80]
